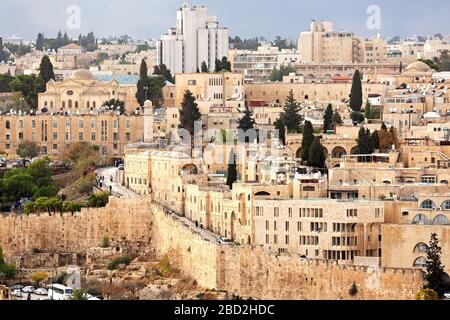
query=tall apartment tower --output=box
[157,3,229,75]
[298,20,364,64]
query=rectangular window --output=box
[79,132,84,141]
[91,132,96,141]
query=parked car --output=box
[444,292,450,299]
[218,237,233,245]
[35,288,48,295]
[12,289,23,298]
[11,285,24,291]
[22,286,35,293]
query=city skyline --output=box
[1,0,450,41]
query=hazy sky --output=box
[1,0,449,41]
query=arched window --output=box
[5,120,10,129]
[382,180,392,185]
[413,256,427,268]
[412,214,430,225]
[420,199,436,209]
[433,214,450,225]
[441,200,450,210]
[440,180,449,185]
[413,243,429,253]
[62,101,66,109]
[68,99,73,108]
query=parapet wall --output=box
[150,202,424,300]
[0,198,424,300]
[0,197,153,257]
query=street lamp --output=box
[143,86,149,101]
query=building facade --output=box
[157,3,229,75]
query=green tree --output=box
[153,64,174,83]
[226,150,237,189]
[0,37,7,63]
[16,141,40,159]
[0,247,16,279]
[136,60,166,107]
[179,90,201,137]
[36,33,44,51]
[415,288,439,300]
[274,118,286,145]
[364,100,379,119]
[0,73,14,92]
[356,127,374,154]
[418,58,439,71]
[332,112,343,127]
[350,70,363,112]
[10,75,43,109]
[425,233,447,298]
[87,192,110,208]
[438,50,450,71]
[136,59,149,106]
[215,57,231,72]
[201,61,208,73]
[237,105,256,132]
[300,121,314,162]
[323,104,333,132]
[269,65,296,82]
[103,98,125,114]
[70,289,89,300]
[308,137,326,168]
[370,130,380,151]
[0,169,36,203]
[101,236,110,248]
[279,90,302,133]
[28,157,53,187]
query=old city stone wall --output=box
[150,202,424,300]
[0,197,153,257]
[0,198,424,300]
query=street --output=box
[96,167,137,198]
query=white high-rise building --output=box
[157,3,229,75]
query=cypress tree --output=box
[201,61,208,73]
[274,118,286,146]
[221,56,231,71]
[425,233,447,298]
[323,104,333,132]
[136,59,149,106]
[0,37,7,63]
[300,121,314,162]
[39,55,55,84]
[356,127,374,154]
[139,59,148,79]
[281,90,302,133]
[308,137,326,168]
[332,111,343,126]
[36,33,44,51]
[179,90,201,137]
[370,130,380,151]
[226,150,238,190]
[214,59,222,73]
[237,105,256,132]
[350,70,363,112]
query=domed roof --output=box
[423,111,441,118]
[71,69,96,80]
[404,61,433,73]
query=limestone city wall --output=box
[0,197,424,300]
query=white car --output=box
[12,289,23,298]
[444,292,450,299]
[22,286,35,293]
[218,237,233,245]
[35,288,48,295]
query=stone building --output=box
[37,69,139,114]
[0,113,144,159]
